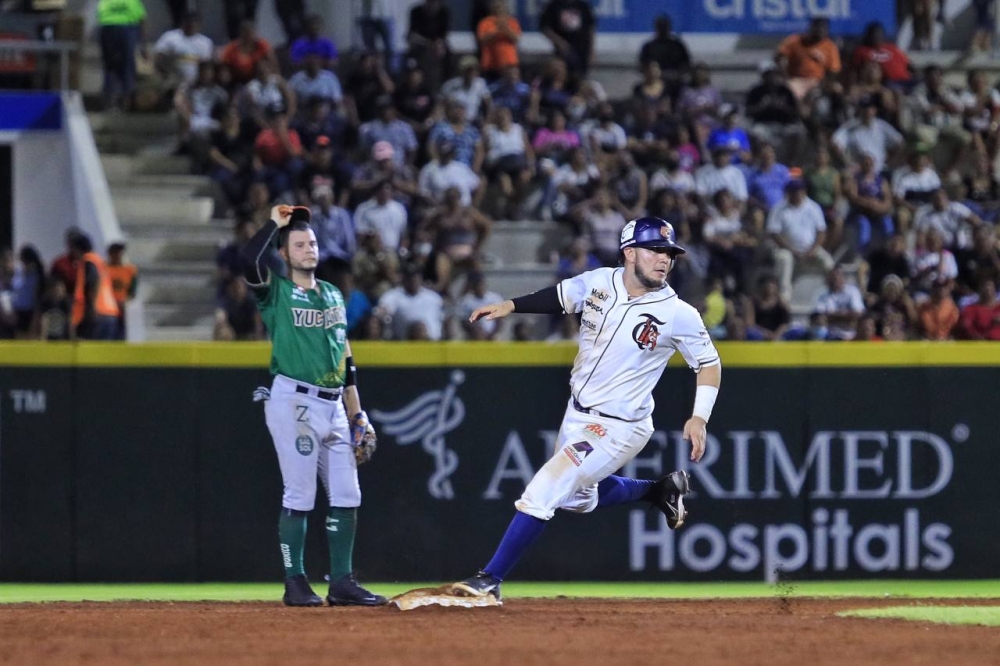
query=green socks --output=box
[278,508,308,578]
[326,507,357,580]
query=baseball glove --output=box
[351,411,377,465]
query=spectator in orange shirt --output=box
[960,278,1000,340]
[106,242,138,340]
[776,18,841,100]
[476,0,522,80]
[220,20,275,85]
[919,279,960,340]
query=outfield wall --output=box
[0,342,997,583]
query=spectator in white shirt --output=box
[441,55,492,125]
[572,188,628,266]
[695,144,749,207]
[914,188,983,252]
[419,139,482,206]
[831,95,903,172]
[484,107,535,219]
[814,266,866,339]
[288,53,344,108]
[704,189,757,292]
[355,180,409,253]
[892,149,941,230]
[154,11,214,88]
[911,228,959,300]
[458,271,504,340]
[767,179,835,301]
[584,101,628,168]
[377,265,445,340]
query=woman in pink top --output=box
[531,110,581,164]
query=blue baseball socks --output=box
[597,475,655,507]
[482,511,547,581]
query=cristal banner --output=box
[0,362,992,582]
[448,0,896,36]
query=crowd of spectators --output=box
[103,1,1000,342]
[0,230,138,341]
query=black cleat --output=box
[451,571,502,601]
[326,573,388,606]
[283,574,324,607]
[646,470,691,529]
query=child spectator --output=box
[106,242,138,340]
[919,279,960,340]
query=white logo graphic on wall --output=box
[371,370,466,499]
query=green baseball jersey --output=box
[253,275,348,388]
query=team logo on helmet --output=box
[632,313,666,351]
[660,224,674,240]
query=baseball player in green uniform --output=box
[242,204,386,607]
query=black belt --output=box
[572,397,625,422]
[296,384,342,401]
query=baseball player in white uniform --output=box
[452,217,722,601]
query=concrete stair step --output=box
[101,154,192,179]
[114,193,215,224]
[97,133,178,154]
[481,263,557,298]
[143,303,216,327]
[481,221,574,266]
[89,111,178,135]
[143,325,216,342]
[139,260,217,276]
[144,282,216,305]
[107,173,213,189]
[127,239,221,264]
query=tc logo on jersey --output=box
[563,441,594,467]
[632,314,666,351]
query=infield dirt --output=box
[1,597,998,665]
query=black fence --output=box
[0,362,995,582]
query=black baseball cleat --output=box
[451,571,502,601]
[326,573,388,606]
[645,470,691,529]
[283,574,324,607]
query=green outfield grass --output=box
[0,580,999,604]
[840,606,1000,626]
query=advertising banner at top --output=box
[513,0,896,36]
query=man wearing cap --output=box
[359,97,418,168]
[450,216,720,600]
[766,178,835,302]
[441,56,492,125]
[695,141,748,209]
[351,141,420,207]
[831,96,903,173]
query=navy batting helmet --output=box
[619,217,686,254]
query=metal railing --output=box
[0,38,78,91]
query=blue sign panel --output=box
[0,93,62,131]
[513,0,895,35]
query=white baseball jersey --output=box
[557,267,720,422]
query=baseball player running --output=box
[241,205,386,607]
[452,217,722,600]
